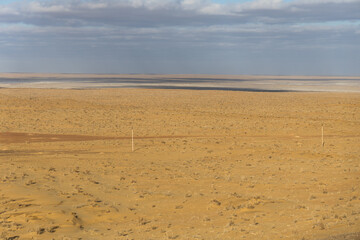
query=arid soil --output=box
[0,88,359,240]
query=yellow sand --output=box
[0,88,359,239]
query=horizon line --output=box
[1,72,360,78]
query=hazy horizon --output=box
[1,0,359,76]
[2,72,360,92]
[2,72,360,77]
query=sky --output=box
[0,0,359,75]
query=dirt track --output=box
[0,131,358,144]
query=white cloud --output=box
[181,0,209,10]
[295,0,360,3]
[0,6,19,15]
[81,2,108,10]
[235,0,284,11]
[27,1,71,13]
[198,3,227,14]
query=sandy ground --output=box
[0,88,359,240]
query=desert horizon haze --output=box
[1,73,360,92]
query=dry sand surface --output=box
[0,88,359,240]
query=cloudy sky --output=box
[0,0,359,75]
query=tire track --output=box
[0,132,358,144]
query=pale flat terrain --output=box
[1,73,360,92]
[0,88,359,240]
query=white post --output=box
[321,125,324,147]
[132,128,134,152]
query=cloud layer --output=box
[1,0,359,75]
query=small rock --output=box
[37,228,45,235]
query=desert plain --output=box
[0,83,359,239]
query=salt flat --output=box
[0,88,359,239]
[1,73,360,92]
